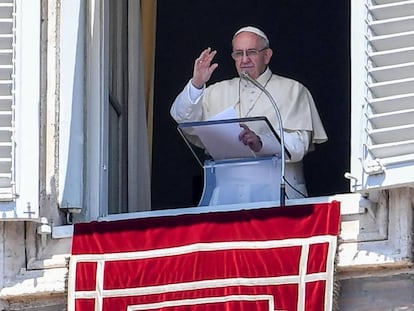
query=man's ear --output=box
[265,48,273,65]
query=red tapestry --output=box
[68,202,340,311]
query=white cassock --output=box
[171,67,328,201]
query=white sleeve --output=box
[170,80,205,123]
[188,80,204,102]
[284,130,311,162]
[257,130,311,162]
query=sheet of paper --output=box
[192,107,255,160]
[207,106,238,121]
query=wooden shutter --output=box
[0,0,40,219]
[0,0,15,200]
[352,0,414,191]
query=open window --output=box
[83,0,152,220]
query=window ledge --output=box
[52,225,74,239]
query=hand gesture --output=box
[191,47,218,89]
[239,124,262,152]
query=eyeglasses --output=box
[231,47,268,60]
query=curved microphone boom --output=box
[241,71,286,206]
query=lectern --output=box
[177,116,290,206]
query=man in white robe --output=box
[170,26,327,202]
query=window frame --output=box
[350,0,367,193]
[83,0,151,221]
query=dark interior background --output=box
[152,0,350,210]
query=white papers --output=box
[191,107,256,160]
[207,106,237,121]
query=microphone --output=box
[241,71,286,206]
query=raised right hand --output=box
[191,47,219,89]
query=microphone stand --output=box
[241,71,286,206]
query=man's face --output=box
[232,32,272,79]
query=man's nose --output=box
[241,54,250,62]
